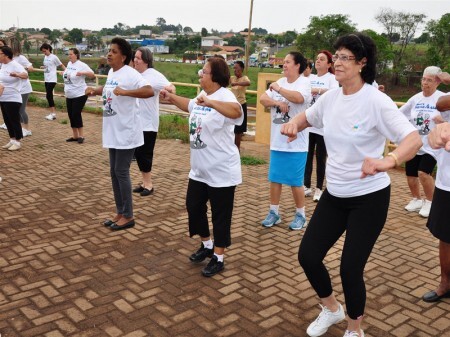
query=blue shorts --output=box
[268,150,307,187]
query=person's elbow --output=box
[410,131,423,152]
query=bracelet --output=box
[387,152,400,167]
[278,87,282,94]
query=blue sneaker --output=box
[261,210,281,227]
[289,212,307,230]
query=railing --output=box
[29,69,403,152]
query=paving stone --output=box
[0,106,449,336]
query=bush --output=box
[158,114,189,143]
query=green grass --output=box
[158,114,189,143]
[241,155,267,165]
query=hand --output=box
[231,82,239,87]
[76,71,83,76]
[113,86,123,96]
[428,122,450,151]
[360,157,394,179]
[196,94,211,107]
[433,115,445,124]
[277,101,289,113]
[9,72,18,77]
[280,122,299,143]
[269,82,281,93]
[85,87,96,96]
[159,89,171,101]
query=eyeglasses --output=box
[332,54,356,63]
[198,69,211,76]
[421,77,435,83]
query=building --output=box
[201,36,224,50]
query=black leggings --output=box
[135,131,157,173]
[0,102,23,140]
[45,82,57,108]
[186,179,236,248]
[66,95,88,128]
[298,186,390,319]
[304,132,327,189]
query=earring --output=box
[359,69,362,73]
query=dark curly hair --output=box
[333,32,377,84]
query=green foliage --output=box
[59,119,68,125]
[363,29,394,74]
[241,155,266,165]
[296,14,356,58]
[158,114,189,143]
[201,28,208,37]
[66,28,83,44]
[426,13,450,70]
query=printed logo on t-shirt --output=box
[413,102,437,135]
[189,115,207,149]
[63,72,72,84]
[102,90,116,117]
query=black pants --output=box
[186,179,236,248]
[0,101,23,140]
[135,131,157,173]
[304,133,327,189]
[298,186,390,319]
[66,95,88,128]
[45,82,57,108]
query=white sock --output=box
[13,140,20,146]
[214,253,224,262]
[202,239,213,249]
[269,204,279,214]
[296,207,305,217]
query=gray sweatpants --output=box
[109,148,135,218]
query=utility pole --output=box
[244,0,254,74]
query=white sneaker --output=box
[307,304,345,337]
[405,198,423,212]
[8,143,21,151]
[343,330,365,337]
[0,123,7,129]
[22,128,30,137]
[305,187,312,197]
[2,141,13,149]
[419,200,432,218]
[313,189,323,202]
[25,129,32,136]
[45,113,56,120]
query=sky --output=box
[0,0,448,35]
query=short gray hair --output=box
[423,66,442,77]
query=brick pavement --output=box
[0,107,449,337]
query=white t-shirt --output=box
[266,76,311,152]
[102,65,149,149]
[63,60,94,98]
[435,149,450,192]
[306,83,416,197]
[399,90,446,155]
[13,55,32,94]
[187,87,243,187]
[138,68,170,132]
[308,72,339,136]
[0,60,25,103]
[43,54,62,83]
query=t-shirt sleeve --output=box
[150,72,170,92]
[54,55,62,66]
[398,97,414,121]
[305,90,327,128]
[377,94,417,144]
[221,89,244,126]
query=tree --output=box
[156,17,166,27]
[225,35,245,48]
[283,30,298,46]
[426,13,450,69]
[48,29,61,49]
[201,28,208,37]
[296,14,356,58]
[183,26,193,34]
[66,28,83,44]
[362,29,394,74]
[375,8,426,73]
[40,27,52,36]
